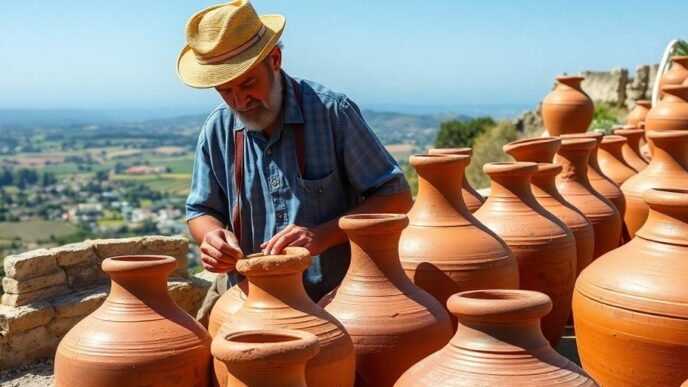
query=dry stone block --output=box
[91,237,143,259]
[0,301,55,333]
[580,68,629,107]
[141,235,189,278]
[64,258,108,289]
[3,249,58,281]
[2,285,70,307]
[168,278,207,317]
[53,241,97,267]
[51,286,108,318]
[47,314,87,339]
[8,326,59,367]
[2,269,66,294]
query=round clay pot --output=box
[321,214,453,387]
[474,162,577,347]
[626,100,652,127]
[55,255,212,387]
[573,188,688,386]
[208,279,248,336]
[598,135,637,185]
[398,154,519,326]
[504,137,595,278]
[427,147,485,212]
[396,290,597,387]
[542,76,594,136]
[659,56,688,98]
[212,328,319,387]
[555,138,622,259]
[560,132,626,222]
[646,84,688,131]
[614,126,648,171]
[621,130,688,238]
[214,247,355,387]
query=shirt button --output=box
[266,148,272,156]
[271,179,280,188]
[318,188,324,193]
[276,212,284,220]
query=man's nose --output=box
[233,89,250,109]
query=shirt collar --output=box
[232,70,303,132]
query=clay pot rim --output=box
[237,246,311,276]
[447,289,553,322]
[503,137,561,157]
[660,84,688,97]
[614,128,645,136]
[483,161,538,176]
[601,135,627,145]
[643,188,688,210]
[555,75,584,84]
[410,153,470,166]
[670,55,688,64]
[634,100,652,109]
[561,132,603,144]
[212,328,319,365]
[102,255,177,274]
[646,130,688,142]
[339,213,409,233]
[535,162,562,176]
[558,137,597,150]
[428,147,472,156]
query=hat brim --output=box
[177,14,285,89]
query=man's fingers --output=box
[269,230,300,255]
[263,225,293,255]
[207,233,242,258]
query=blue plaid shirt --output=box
[186,71,409,288]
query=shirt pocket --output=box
[297,171,335,226]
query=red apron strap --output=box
[291,78,306,176]
[231,130,244,242]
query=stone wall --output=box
[0,236,212,370]
[580,64,659,109]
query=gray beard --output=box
[236,72,283,132]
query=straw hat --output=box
[177,0,285,88]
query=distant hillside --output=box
[361,110,467,149]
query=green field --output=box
[0,220,78,242]
[111,173,191,196]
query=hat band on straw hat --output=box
[196,25,267,65]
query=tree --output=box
[435,117,496,149]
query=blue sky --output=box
[1,1,686,115]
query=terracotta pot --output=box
[321,214,453,387]
[573,188,688,386]
[398,154,519,325]
[55,255,212,387]
[214,247,355,387]
[613,126,648,171]
[427,147,485,212]
[212,329,319,387]
[560,132,626,222]
[621,130,688,238]
[396,290,597,387]
[598,135,637,185]
[555,138,622,259]
[504,137,595,278]
[659,56,688,98]
[542,76,594,136]
[474,162,576,346]
[626,100,652,127]
[646,84,688,131]
[208,279,248,336]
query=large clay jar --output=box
[597,135,637,185]
[396,290,597,387]
[504,137,595,278]
[573,188,688,386]
[555,138,622,259]
[613,126,648,171]
[626,100,652,127]
[561,132,626,223]
[214,247,355,387]
[212,328,319,387]
[398,154,519,324]
[208,279,248,336]
[474,162,576,346]
[659,56,688,98]
[427,147,485,212]
[621,130,688,238]
[645,84,688,131]
[55,255,212,387]
[542,75,594,136]
[321,214,453,387]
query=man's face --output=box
[215,49,283,132]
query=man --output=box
[177,0,412,323]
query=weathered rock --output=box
[514,108,544,135]
[52,241,97,267]
[0,302,55,334]
[141,235,190,278]
[3,249,58,281]
[47,314,86,339]
[7,326,59,368]
[168,278,207,316]
[64,259,108,288]
[580,68,629,107]
[91,237,143,259]
[626,65,652,108]
[2,269,66,294]
[51,286,108,318]
[1,285,70,307]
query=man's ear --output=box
[268,45,282,72]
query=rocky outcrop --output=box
[579,64,659,109]
[0,236,213,371]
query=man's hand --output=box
[200,229,244,273]
[261,224,330,256]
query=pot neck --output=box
[636,189,688,246]
[246,273,310,306]
[530,165,564,202]
[599,138,627,164]
[647,135,688,172]
[555,146,594,187]
[556,76,584,91]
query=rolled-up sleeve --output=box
[337,97,410,196]
[186,126,229,224]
